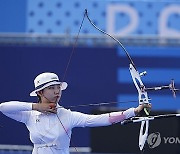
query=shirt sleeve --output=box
[70,108,136,128]
[70,111,111,128]
[0,101,33,124]
[109,108,135,124]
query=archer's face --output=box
[42,84,62,103]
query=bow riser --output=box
[129,64,150,105]
[129,63,150,150]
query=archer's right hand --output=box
[32,103,57,114]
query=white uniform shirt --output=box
[0,101,112,154]
[0,101,135,154]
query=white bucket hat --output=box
[30,72,68,96]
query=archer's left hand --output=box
[134,103,152,116]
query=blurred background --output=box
[0,0,180,153]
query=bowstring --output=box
[61,11,86,82]
[56,10,87,154]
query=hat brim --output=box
[30,81,68,96]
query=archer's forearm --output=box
[109,108,135,124]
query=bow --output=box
[84,9,150,151]
[84,9,179,151]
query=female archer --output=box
[0,72,151,154]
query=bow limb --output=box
[139,120,149,151]
[84,9,136,69]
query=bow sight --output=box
[145,79,179,98]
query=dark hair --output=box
[37,90,43,103]
[37,95,41,103]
